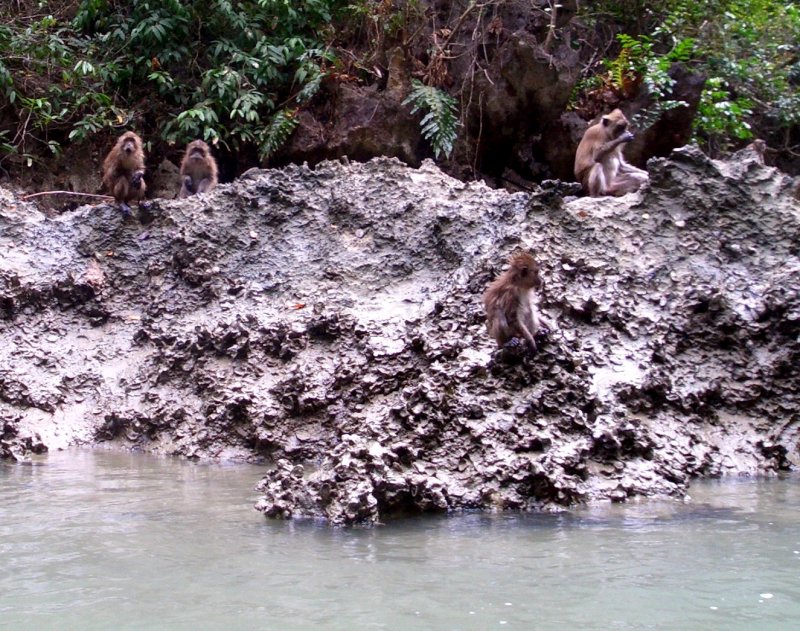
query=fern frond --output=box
[403,79,458,159]
[296,71,324,104]
[258,108,299,161]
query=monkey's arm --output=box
[130,170,145,189]
[594,131,634,163]
[488,307,510,346]
[535,312,558,340]
[179,175,194,199]
[515,312,538,352]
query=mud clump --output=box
[1,148,799,524]
[1,418,47,461]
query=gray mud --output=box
[2,146,799,524]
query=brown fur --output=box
[179,140,218,198]
[483,252,545,351]
[574,109,648,197]
[751,138,767,161]
[102,131,146,206]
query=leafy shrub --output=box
[0,14,116,166]
[580,0,800,153]
[612,33,693,127]
[0,0,346,167]
[74,0,343,155]
[662,0,800,151]
[571,30,692,125]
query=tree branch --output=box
[22,191,114,201]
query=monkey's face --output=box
[510,255,542,290]
[516,266,542,289]
[187,141,210,161]
[602,110,629,138]
[121,135,138,155]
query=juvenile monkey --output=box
[732,138,767,165]
[102,131,146,215]
[750,138,767,164]
[483,252,548,352]
[574,109,649,197]
[179,140,218,198]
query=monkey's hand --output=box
[620,131,634,143]
[496,337,529,363]
[130,171,144,188]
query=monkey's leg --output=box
[619,161,648,178]
[587,164,609,196]
[610,172,647,196]
[195,177,212,194]
[178,175,194,199]
[112,180,132,216]
[113,178,127,201]
[628,171,649,189]
[179,175,194,198]
[489,309,511,347]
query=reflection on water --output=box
[1,450,799,630]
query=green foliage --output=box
[72,0,345,153]
[343,0,425,43]
[611,33,693,128]
[0,0,347,165]
[259,109,300,161]
[572,28,692,125]
[661,0,800,150]
[403,80,458,160]
[695,77,754,142]
[579,0,799,153]
[0,14,113,165]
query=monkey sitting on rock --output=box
[574,109,649,197]
[483,252,551,355]
[102,131,147,216]
[179,140,218,198]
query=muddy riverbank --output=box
[2,146,799,523]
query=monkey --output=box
[483,252,548,353]
[750,138,767,164]
[732,138,767,165]
[574,109,649,197]
[102,131,146,216]
[179,140,218,198]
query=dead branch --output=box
[21,191,114,201]
[543,0,559,52]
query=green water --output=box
[1,450,798,630]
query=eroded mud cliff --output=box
[2,146,799,524]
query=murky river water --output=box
[1,450,799,630]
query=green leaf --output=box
[259,108,299,160]
[403,80,459,159]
